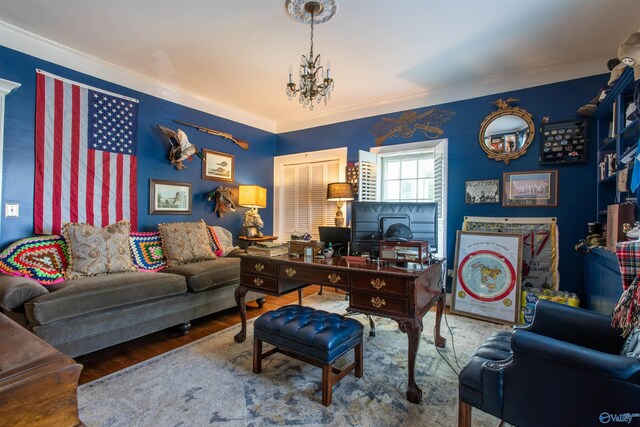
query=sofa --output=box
[0,221,261,358]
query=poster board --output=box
[451,231,523,325]
[462,216,559,290]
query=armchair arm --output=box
[522,299,625,353]
[226,248,247,258]
[0,275,49,311]
[512,329,640,382]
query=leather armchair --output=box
[458,300,640,427]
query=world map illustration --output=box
[457,250,516,302]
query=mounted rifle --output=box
[174,120,250,151]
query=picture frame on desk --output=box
[244,225,259,238]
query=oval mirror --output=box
[479,98,535,164]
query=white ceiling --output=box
[0,0,638,133]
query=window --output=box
[274,148,347,241]
[359,139,448,257]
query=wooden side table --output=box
[238,235,278,247]
[0,313,83,426]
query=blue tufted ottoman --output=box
[253,305,364,406]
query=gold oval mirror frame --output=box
[479,98,535,164]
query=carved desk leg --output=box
[399,319,423,404]
[234,285,249,343]
[434,291,447,348]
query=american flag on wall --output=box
[34,70,139,234]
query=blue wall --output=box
[0,42,609,297]
[276,75,608,297]
[0,45,276,246]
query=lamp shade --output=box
[238,185,267,208]
[327,182,354,201]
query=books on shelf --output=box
[246,243,288,257]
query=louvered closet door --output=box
[281,160,339,241]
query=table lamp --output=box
[327,182,354,227]
[239,185,267,235]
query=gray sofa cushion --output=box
[163,258,240,293]
[25,272,187,326]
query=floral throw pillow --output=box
[159,219,215,267]
[63,220,137,279]
[129,231,167,271]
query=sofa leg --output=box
[458,399,472,427]
[256,297,266,308]
[176,321,191,335]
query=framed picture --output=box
[465,179,499,204]
[245,225,259,238]
[451,231,523,325]
[202,149,234,182]
[503,170,558,207]
[149,179,192,214]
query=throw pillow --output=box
[0,235,69,285]
[129,231,167,271]
[207,225,225,257]
[63,220,137,279]
[159,220,215,267]
[211,226,239,256]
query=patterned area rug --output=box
[79,293,508,426]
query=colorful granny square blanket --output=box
[207,225,224,257]
[129,231,167,271]
[0,235,68,285]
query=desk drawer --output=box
[352,274,407,296]
[241,272,278,292]
[278,264,348,287]
[242,258,278,276]
[350,291,408,317]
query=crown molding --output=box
[275,59,606,133]
[0,20,277,133]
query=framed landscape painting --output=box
[150,179,192,214]
[202,149,234,182]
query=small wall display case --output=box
[378,240,428,267]
[538,119,587,165]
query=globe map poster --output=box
[451,231,523,324]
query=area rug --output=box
[78,293,508,426]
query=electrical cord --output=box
[431,257,463,375]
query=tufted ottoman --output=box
[253,305,364,406]
[458,330,512,425]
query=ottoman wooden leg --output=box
[354,343,363,378]
[322,364,332,406]
[253,336,263,374]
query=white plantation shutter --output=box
[358,150,378,201]
[281,159,339,242]
[434,152,444,219]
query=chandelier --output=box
[285,0,337,110]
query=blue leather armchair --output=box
[458,300,640,427]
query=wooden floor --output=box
[75,286,326,385]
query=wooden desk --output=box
[0,313,83,426]
[234,254,446,404]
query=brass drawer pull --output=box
[371,297,386,309]
[254,277,263,287]
[285,267,296,277]
[370,278,386,289]
[254,263,265,272]
[327,273,341,284]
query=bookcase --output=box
[595,67,640,221]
